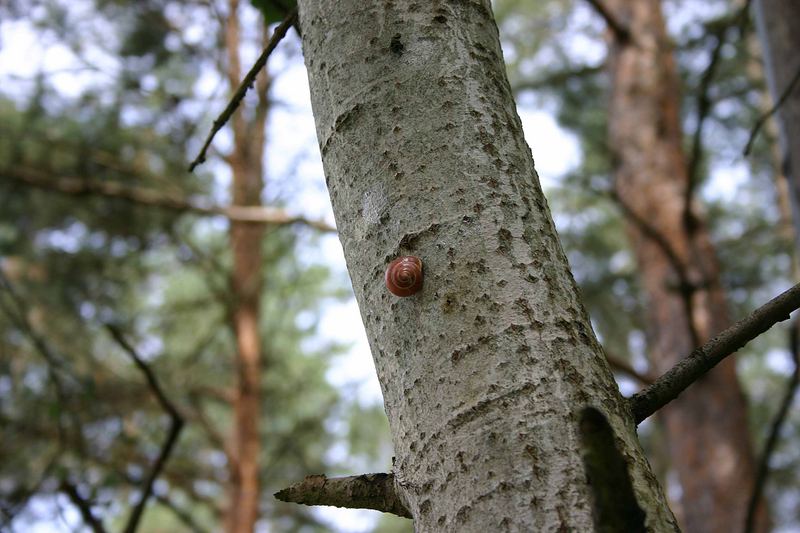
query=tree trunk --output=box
[298,1,678,530]
[604,1,768,531]
[753,0,800,246]
[224,2,269,531]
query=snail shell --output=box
[385,256,423,297]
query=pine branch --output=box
[685,30,726,224]
[685,0,753,204]
[60,481,107,533]
[105,325,185,533]
[606,189,702,347]
[154,493,210,533]
[743,64,800,156]
[630,283,800,424]
[744,319,800,533]
[0,268,72,446]
[511,64,604,94]
[0,454,60,530]
[275,473,411,518]
[4,165,335,232]
[189,8,298,171]
[605,351,656,385]
[584,0,631,43]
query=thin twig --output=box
[89,451,226,519]
[189,8,298,171]
[105,324,185,533]
[0,453,61,530]
[60,481,107,533]
[154,493,210,533]
[0,268,73,446]
[606,189,702,347]
[683,0,753,216]
[275,473,411,518]
[4,166,335,231]
[584,0,631,43]
[744,64,800,156]
[511,63,604,94]
[744,319,800,533]
[629,283,800,424]
[187,393,235,462]
[0,268,66,371]
[605,351,656,385]
[106,325,181,420]
[685,29,726,224]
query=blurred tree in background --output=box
[498,0,799,530]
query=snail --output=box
[385,256,423,297]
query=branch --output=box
[685,30,726,226]
[275,473,411,518]
[744,64,800,156]
[606,189,702,347]
[744,319,800,533]
[154,493,210,533]
[687,0,754,191]
[0,267,72,445]
[584,0,631,43]
[189,8,298,171]
[0,454,60,530]
[3,165,335,232]
[187,392,236,462]
[59,481,107,533]
[629,283,800,424]
[511,63,604,94]
[106,325,181,421]
[0,268,66,371]
[605,351,655,385]
[105,325,185,533]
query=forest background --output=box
[0,0,798,531]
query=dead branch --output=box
[511,63,604,94]
[0,268,73,446]
[0,454,60,530]
[154,493,210,533]
[744,64,800,156]
[685,0,753,207]
[685,30,726,224]
[189,8,298,171]
[60,481,107,533]
[606,189,702,347]
[584,0,631,43]
[629,282,800,424]
[744,319,800,533]
[3,165,335,232]
[275,473,411,518]
[605,351,656,385]
[105,324,185,533]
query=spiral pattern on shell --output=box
[385,256,423,297]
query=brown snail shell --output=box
[385,256,423,297]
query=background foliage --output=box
[0,0,797,530]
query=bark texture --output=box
[604,1,767,531]
[753,0,800,245]
[298,1,677,531]
[224,2,269,531]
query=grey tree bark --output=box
[753,0,800,243]
[297,1,677,530]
